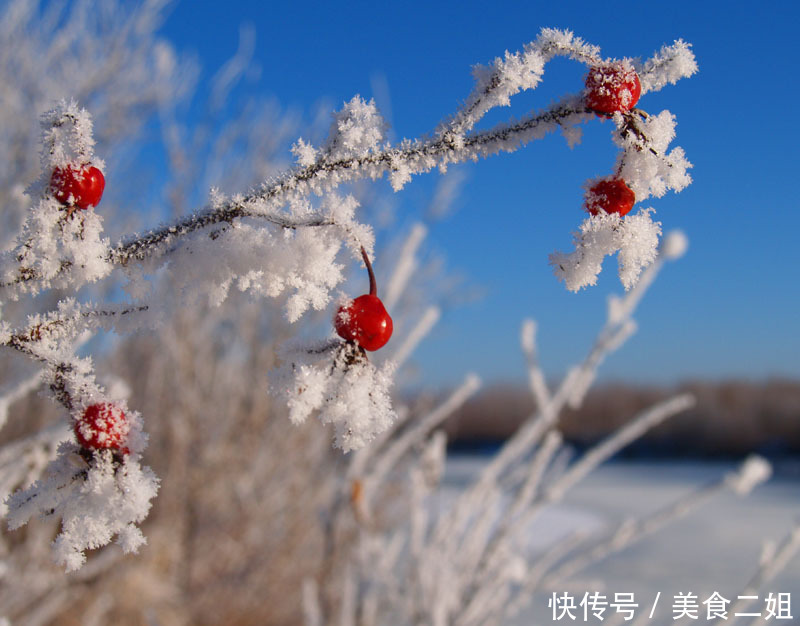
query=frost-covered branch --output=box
[730,523,800,620]
[540,455,773,591]
[521,318,550,410]
[453,394,695,625]
[2,101,586,293]
[546,394,696,501]
[2,31,696,298]
[1,26,698,577]
[312,227,702,625]
[366,373,480,497]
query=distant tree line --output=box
[442,379,800,457]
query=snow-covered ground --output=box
[442,457,800,624]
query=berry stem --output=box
[360,246,377,296]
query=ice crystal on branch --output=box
[130,191,374,321]
[3,100,111,296]
[272,340,396,452]
[639,40,699,93]
[6,441,158,572]
[323,96,387,160]
[550,209,662,291]
[615,110,693,201]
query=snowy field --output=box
[442,457,800,624]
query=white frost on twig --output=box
[638,39,699,94]
[550,209,662,292]
[726,454,772,496]
[616,110,693,203]
[3,101,111,296]
[271,341,397,452]
[6,442,159,572]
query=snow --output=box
[441,457,800,626]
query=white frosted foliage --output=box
[135,192,373,322]
[272,341,397,452]
[661,229,689,259]
[0,27,701,579]
[6,443,159,572]
[727,455,772,496]
[3,100,111,295]
[616,210,663,288]
[551,209,662,291]
[615,110,693,202]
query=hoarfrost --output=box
[324,96,387,161]
[615,110,693,202]
[639,40,698,94]
[0,27,700,574]
[272,341,397,452]
[2,100,111,296]
[550,209,661,291]
[6,442,158,572]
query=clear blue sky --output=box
[160,1,799,388]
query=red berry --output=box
[74,403,129,452]
[335,294,393,351]
[585,178,636,217]
[585,63,641,115]
[335,247,394,351]
[51,164,105,209]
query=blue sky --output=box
[160,1,799,388]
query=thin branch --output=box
[365,373,480,499]
[730,524,800,619]
[2,101,592,292]
[5,305,149,356]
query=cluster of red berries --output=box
[74,402,129,454]
[583,63,641,217]
[50,164,105,210]
[334,247,393,352]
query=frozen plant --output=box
[306,233,789,626]
[2,26,697,570]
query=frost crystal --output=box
[6,443,158,572]
[615,111,692,202]
[550,209,661,291]
[2,100,111,296]
[272,341,397,452]
[639,40,699,94]
[324,96,387,160]
[292,138,318,167]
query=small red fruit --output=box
[74,403,129,452]
[585,178,636,217]
[336,294,393,351]
[585,63,641,115]
[51,164,105,209]
[335,247,393,351]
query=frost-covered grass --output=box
[493,459,800,625]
